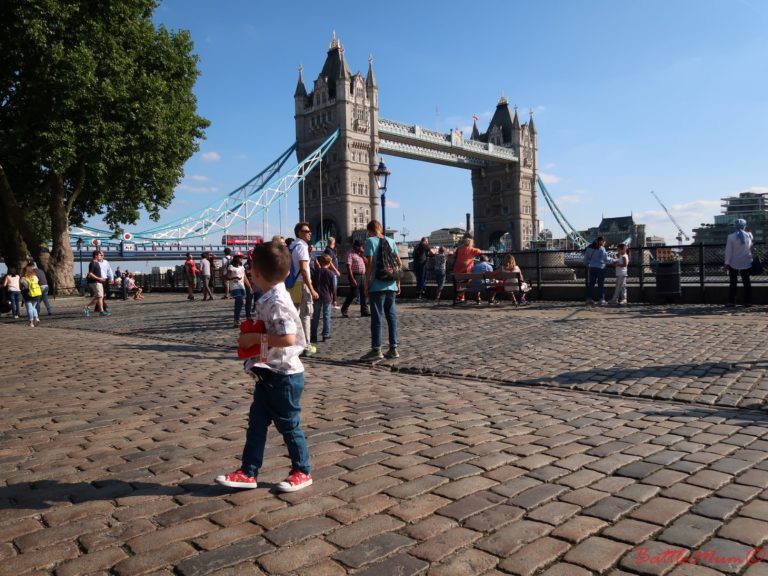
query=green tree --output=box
[0,0,209,292]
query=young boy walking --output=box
[216,241,312,492]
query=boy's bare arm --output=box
[238,332,296,349]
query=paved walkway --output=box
[1,294,768,575]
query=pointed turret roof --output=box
[512,105,521,130]
[487,96,515,144]
[471,115,481,140]
[294,64,307,98]
[366,54,377,88]
[528,109,536,133]
[317,32,351,99]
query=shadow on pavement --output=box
[0,479,224,510]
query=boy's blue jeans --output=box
[310,300,332,341]
[241,368,310,477]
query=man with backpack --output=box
[361,219,401,361]
[287,222,319,356]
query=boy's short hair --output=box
[317,254,331,266]
[250,241,291,283]
[294,221,310,237]
[366,219,382,234]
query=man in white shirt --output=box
[291,222,319,356]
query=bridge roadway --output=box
[2,295,768,575]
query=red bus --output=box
[221,234,263,246]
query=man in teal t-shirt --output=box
[362,219,401,361]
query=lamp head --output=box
[374,157,391,191]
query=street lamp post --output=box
[374,157,391,235]
[76,238,84,295]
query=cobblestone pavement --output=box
[1,295,768,575]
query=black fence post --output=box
[698,242,705,293]
[638,244,645,295]
[535,249,542,299]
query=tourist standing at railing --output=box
[609,243,630,306]
[725,218,754,308]
[584,236,613,306]
[433,246,448,301]
[413,237,434,300]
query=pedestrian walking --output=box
[584,236,613,305]
[3,267,22,319]
[310,254,336,343]
[341,239,369,317]
[323,236,341,308]
[199,252,214,301]
[85,251,108,316]
[184,252,198,301]
[412,237,434,299]
[288,222,319,357]
[216,240,312,493]
[227,253,251,326]
[20,264,43,327]
[361,219,401,361]
[725,218,754,307]
[221,247,233,299]
[29,262,52,315]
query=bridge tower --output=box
[470,98,538,251]
[294,33,379,243]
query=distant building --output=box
[587,216,646,248]
[428,227,466,248]
[693,191,768,245]
[645,235,665,247]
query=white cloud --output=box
[200,151,221,162]
[635,199,721,242]
[177,184,216,194]
[544,162,556,170]
[556,191,587,205]
[539,172,561,185]
[386,199,401,209]
[191,175,208,182]
[746,186,768,193]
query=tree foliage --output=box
[0,0,209,288]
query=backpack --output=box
[375,237,401,281]
[25,275,42,298]
[284,244,301,289]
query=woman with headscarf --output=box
[724,218,754,307]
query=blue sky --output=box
[120,0,768,244]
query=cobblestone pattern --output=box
[2,316,768,575]
[24,294,768,409]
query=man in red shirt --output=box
[341,240,369,318]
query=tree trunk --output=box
[49,173,76,295]
[0,163,34,271]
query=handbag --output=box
[750,257,764,275]
[520,281,531,293]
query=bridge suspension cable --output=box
[71,130,339,244]
[537,176,588,249]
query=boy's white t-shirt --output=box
[244,283,306,375]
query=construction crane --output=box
[650,190,690,245]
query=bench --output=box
[452,270,526,306]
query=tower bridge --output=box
[294,33,538,250]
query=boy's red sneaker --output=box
[276,470,313,493]
[215,469,258,489]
